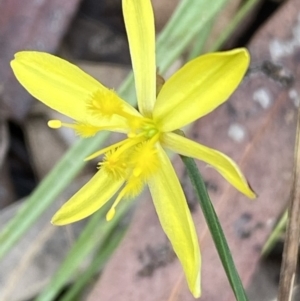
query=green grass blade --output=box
[262,210,287,255]
[0,133,108,260]
[210,0,262,52]
[188,18,214,60]
[35,201,129,301]
[156,0,229,71]
[60,227,127,301]
[181,155,249,301]
[34,210,104,301]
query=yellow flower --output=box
[11,0,255,297]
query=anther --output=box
[106,189,126,221]
[106,208,116,221]
[48,120,62,129]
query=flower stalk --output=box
[181,153,249,301]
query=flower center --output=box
[104,137,160,221]
[127,117,159,139]
[48,89,162,221]
[93,117,161,221]
[143,123,159,139]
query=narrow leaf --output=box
[181,155,249,301]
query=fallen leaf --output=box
[0,118,15,208]
[0,176,90,301]
[0,0,81,121]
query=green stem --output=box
[181,155,249,301]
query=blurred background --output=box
[0,0,300,300]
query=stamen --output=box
[113,136,144,158]
[85,136,143,162]
[129,138,160,181]
[106,176,145,221]
[48,119,120,138]
[106,189,126,221]
[48,119,79,130]
[106,208,116,221]
[74,123,100,137]
[84,140,127,161]
[99,150,127,180]
[95,136,148,181]
[123,176,144,198]
[88,89,124,118]
[100,137,144,175]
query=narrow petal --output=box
[153,49,250,131]
[11,52,139,128]
[51,169,124,225]
[162,132,256,198]
[148,144,201,297]
[123,0,156,116]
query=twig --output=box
[277,101,300,301]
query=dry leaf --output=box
[0,0,81,121]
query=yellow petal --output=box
[11,52,139,129]
[153,49,250,132]
[51,169,124,225]
[148,144,201,298]
[123,0,156,116]
[162,132,256,198]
